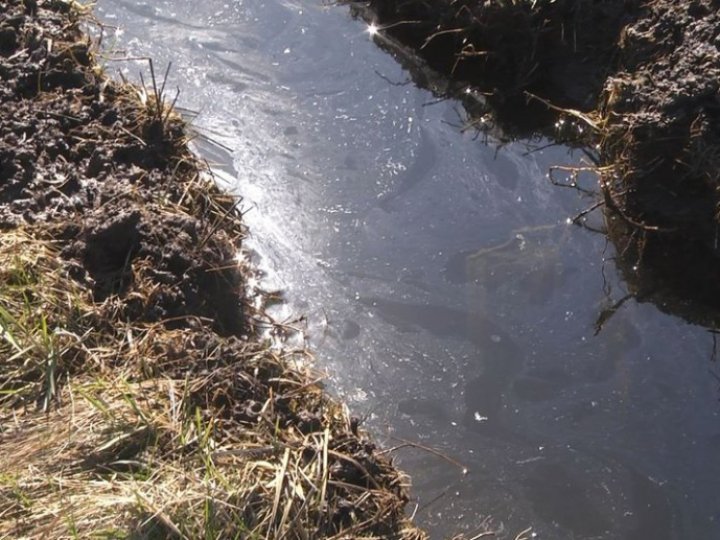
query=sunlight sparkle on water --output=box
[366,23,379,37]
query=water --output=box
[99,1,720,538]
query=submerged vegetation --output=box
[0,1,426,537]
[352,0,720,323]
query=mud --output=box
[0,0,246,333]
[599,1,720,318]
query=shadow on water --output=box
[604,211,720,331]
[352,1,720,335]
[348,0,627,143]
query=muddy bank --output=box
[354,0,720,323]
[356,0,638,135]
[0,1,425,537]
[599,1,720,323]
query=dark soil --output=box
[599,1,720,320]
[356,0,720,325]
[359,0,640,134]
[0,0,246,334]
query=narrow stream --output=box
[100,1,720,538]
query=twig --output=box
[525,91,599,131]
[381,436,468,474]
[571,199,605,224]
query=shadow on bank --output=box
[348,0,720,329]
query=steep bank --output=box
[355,0,720,322]
[599,1,720,321]
[357,0,638,133]
[0,1,425,537]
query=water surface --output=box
[99,1,720,537]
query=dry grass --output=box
[0,231,96,412]
[0,259,425,538]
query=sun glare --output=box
[366,23,379,37]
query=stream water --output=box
[99,1,720,538]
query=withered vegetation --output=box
[0,1,426,538]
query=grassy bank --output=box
[0,1,426,537]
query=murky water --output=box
[100,1,720,538]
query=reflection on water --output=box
[101,1,720,538]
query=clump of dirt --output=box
[599,0,720,278]
[0,1,427,538]
[60,201,245,334]
[0,0,244,334]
